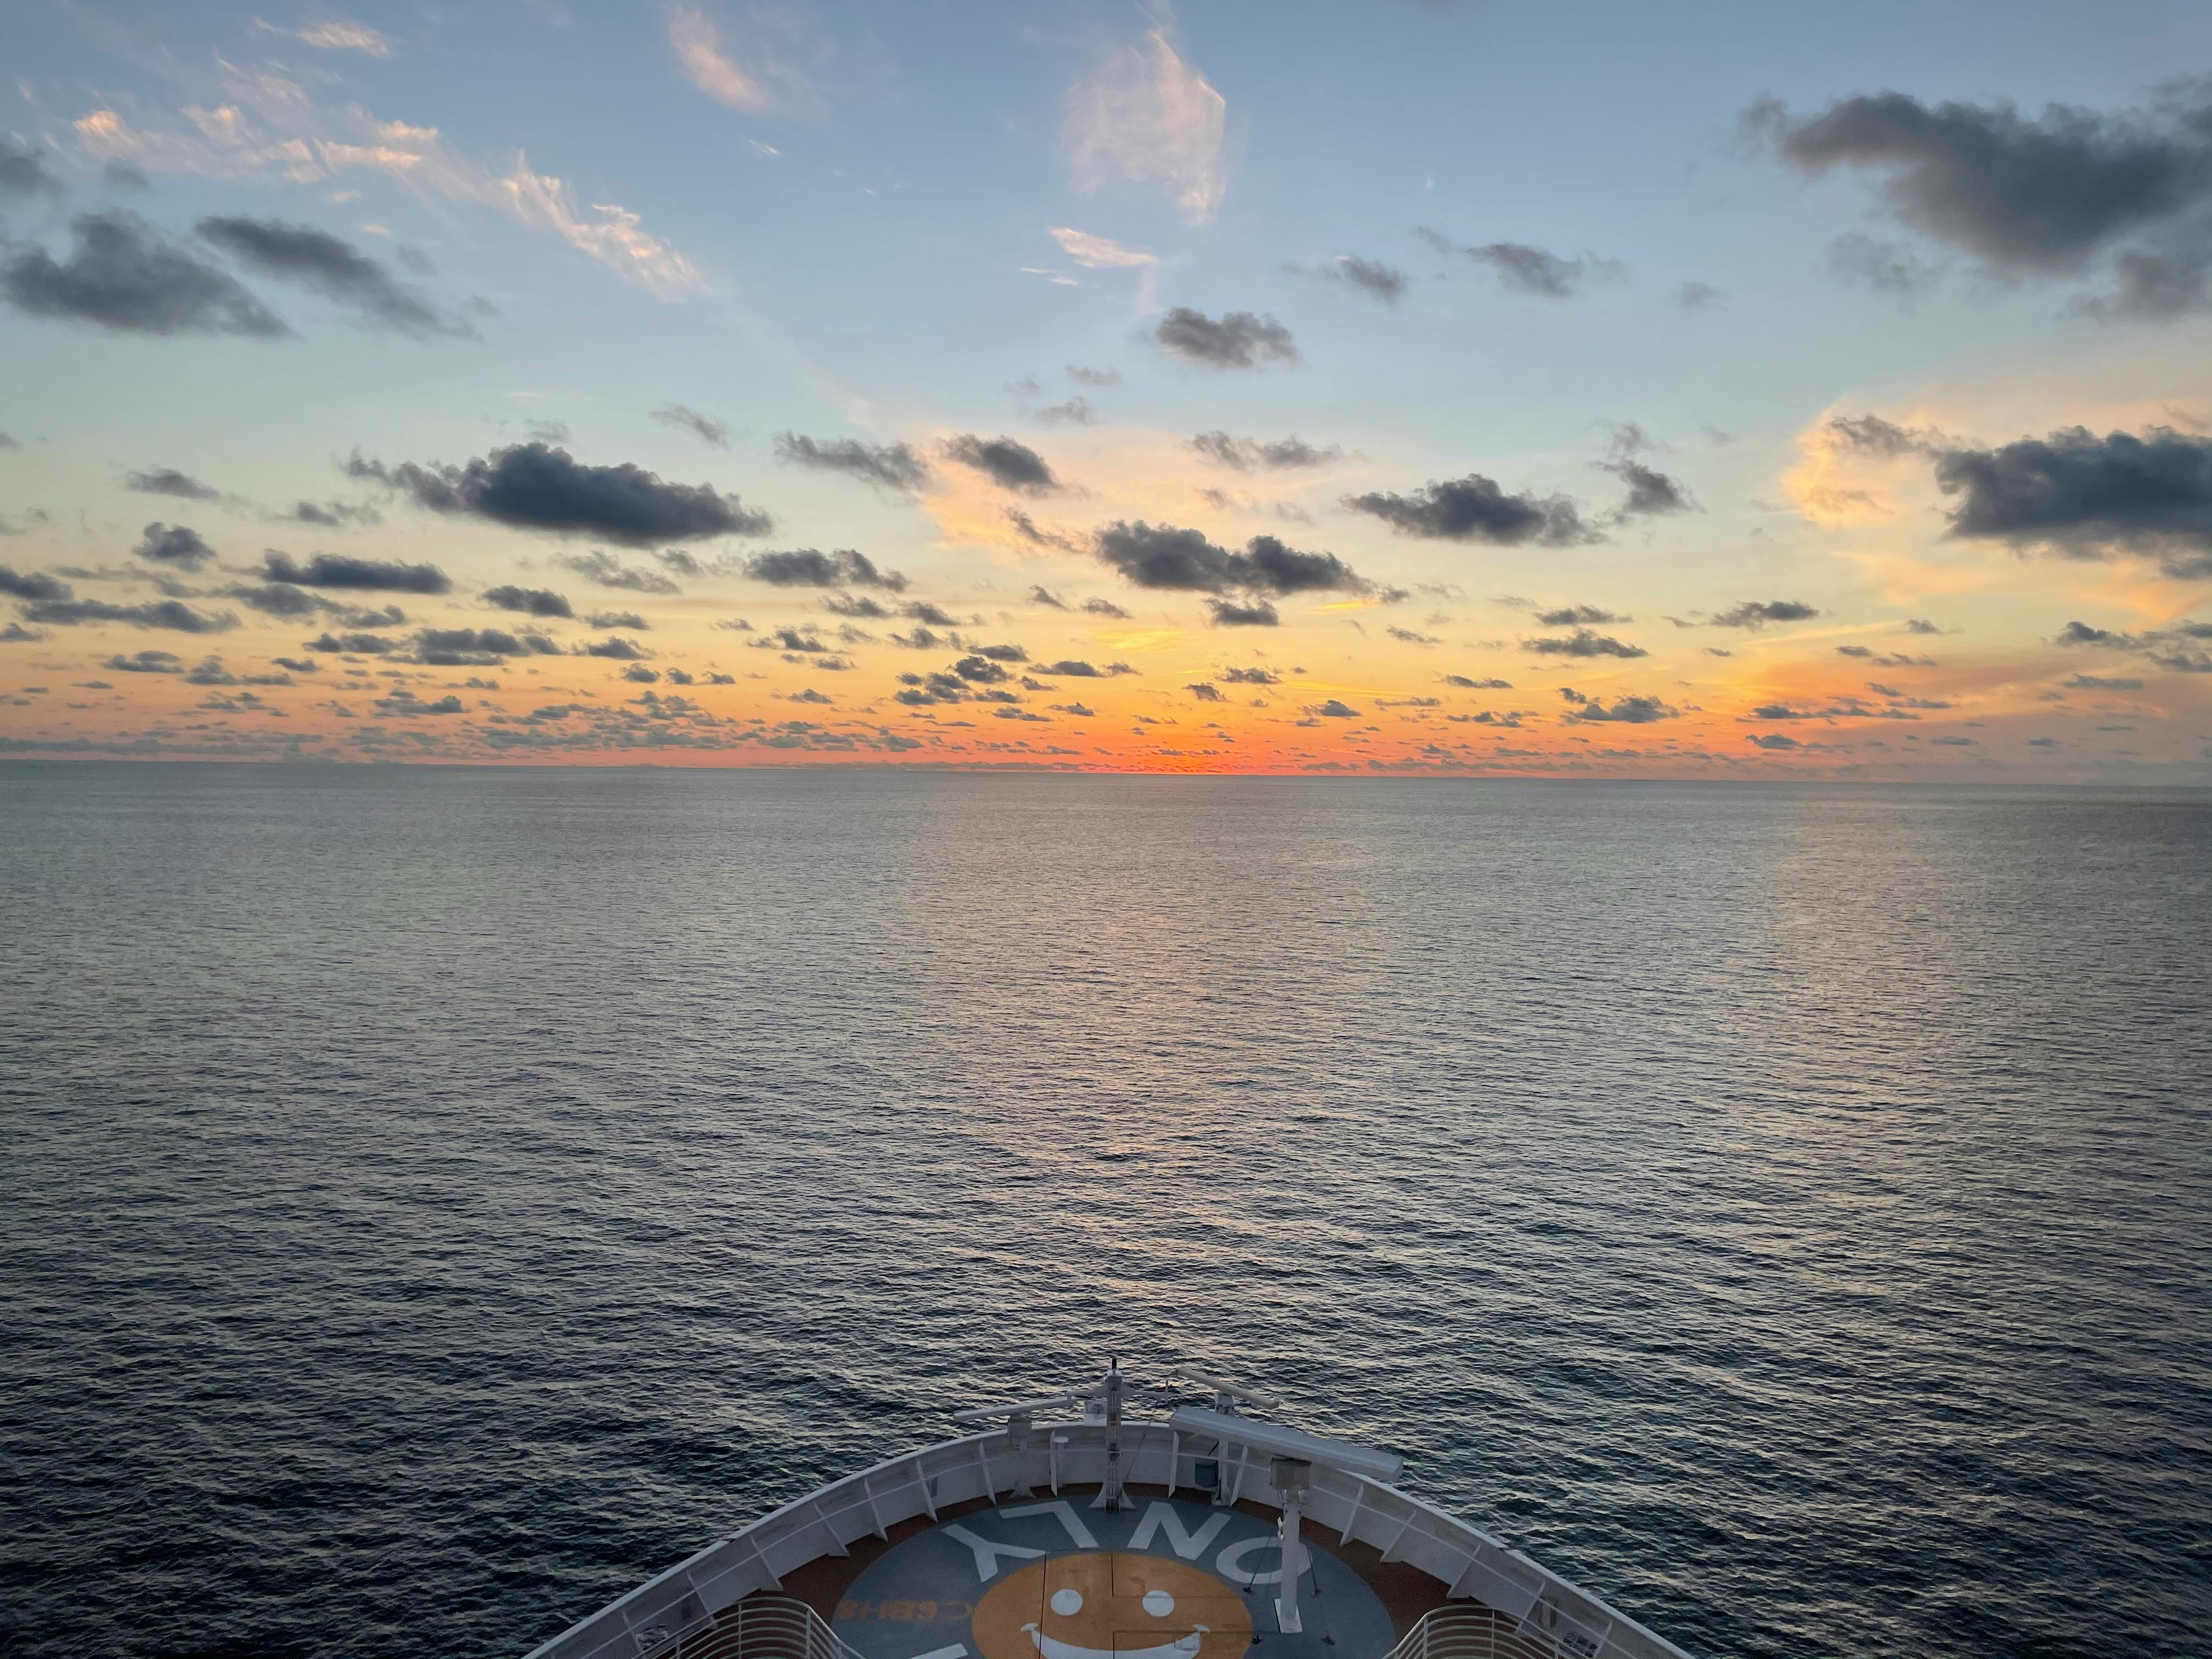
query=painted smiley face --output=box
[972,1553,1253,1659]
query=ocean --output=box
[2,763,2207,1659]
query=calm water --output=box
[3,764,2208,1659]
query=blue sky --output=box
[3,0,2211,773]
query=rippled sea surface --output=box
[4,764,2210,1659]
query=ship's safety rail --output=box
[521,1422,1693,1659]
[1379,1605,1588,1659]
[601,1594,866,1659]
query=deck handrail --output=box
[1379,1601,1613,1659]
[521,1421,1692,1659]
[616,1593,868,1659]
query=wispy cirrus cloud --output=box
[1048,227,1156,269]
[63,62,704,297]
[1064,20,1227,225]
[251,18,393,57]
[664,5,820,118]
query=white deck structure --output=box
[522,1414,1694,1659]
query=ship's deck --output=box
[523,1418,1692,1659]
[751,1483,1465,1659]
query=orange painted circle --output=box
[972,1552,1254,1659]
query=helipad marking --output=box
[943,1524,1047,1582]
[998,1501,1099,1550]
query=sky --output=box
[4,1,2212,777]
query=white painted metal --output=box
[1271,1459,1311,1635]
[1379,1601,1614,1659]
[1094,1363,1130,1511]
[598,1593,870,1659]
[519,1422,1694,1659]
[1169,1406,1405,1484]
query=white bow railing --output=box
[611,1594,867,1659]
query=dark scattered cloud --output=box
[126,467,222,501]
[1082,596,1131,619]
[1188,681,1225,702]
[1750,88,2212,318]
[415,627,561,665]
[1560,690,1675,723]
[1747,732,1801,751]
[349,442,771,544]
[741,548,906,590]
[1903,617,1944,634]
[0,564,72,601]
[483,584,574,618]
[1005,509,1081,552]
[195,216,471,337]
[556,550,681,594]
[1443,675,1513,689]
[1189,432,1341,472]
[2053,617,2212,673]
[583,636,651,660]
[1210,599,1279,627]
[103,161,149,191]
[941,434,1061,494]
[21,597,236,632]
[1527,629,1646,658]
[133,522,216,571]
[375,691,466,716]
[588,610,647,631]
[1222,666,1279,684]
[2064,673,2146,691]
[752,628,834,655]
[1674,280,1724,311]
[1827,413,1943,458]
[1034,398,1093,427]
[772,432,930,493]
[1346,473,1598,546]
[103,650,183,673]
[219,583,321,618]
[1066,365,1120,387]
[1,138,60,200]
[1154,307,1299,370]
[1536,604,1623,627]
[1335,255,1408,303]
[1310,698,1360,717]
[1600,459,1697,517]
[284,499,381,527]
[1387,626,1441,644]
[1936,425,2212,578]
[304,631,398,654]
[1093,522,1372,603]
[650,404,731,447]
[1705,599,1820,629]
[3,212,289,337]
[265,550,451,593]
[1290,254,1409,304]
[1421,231,1626,298]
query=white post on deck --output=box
[1271,1458,1312,1635]
[1093,1359,1130,1509]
